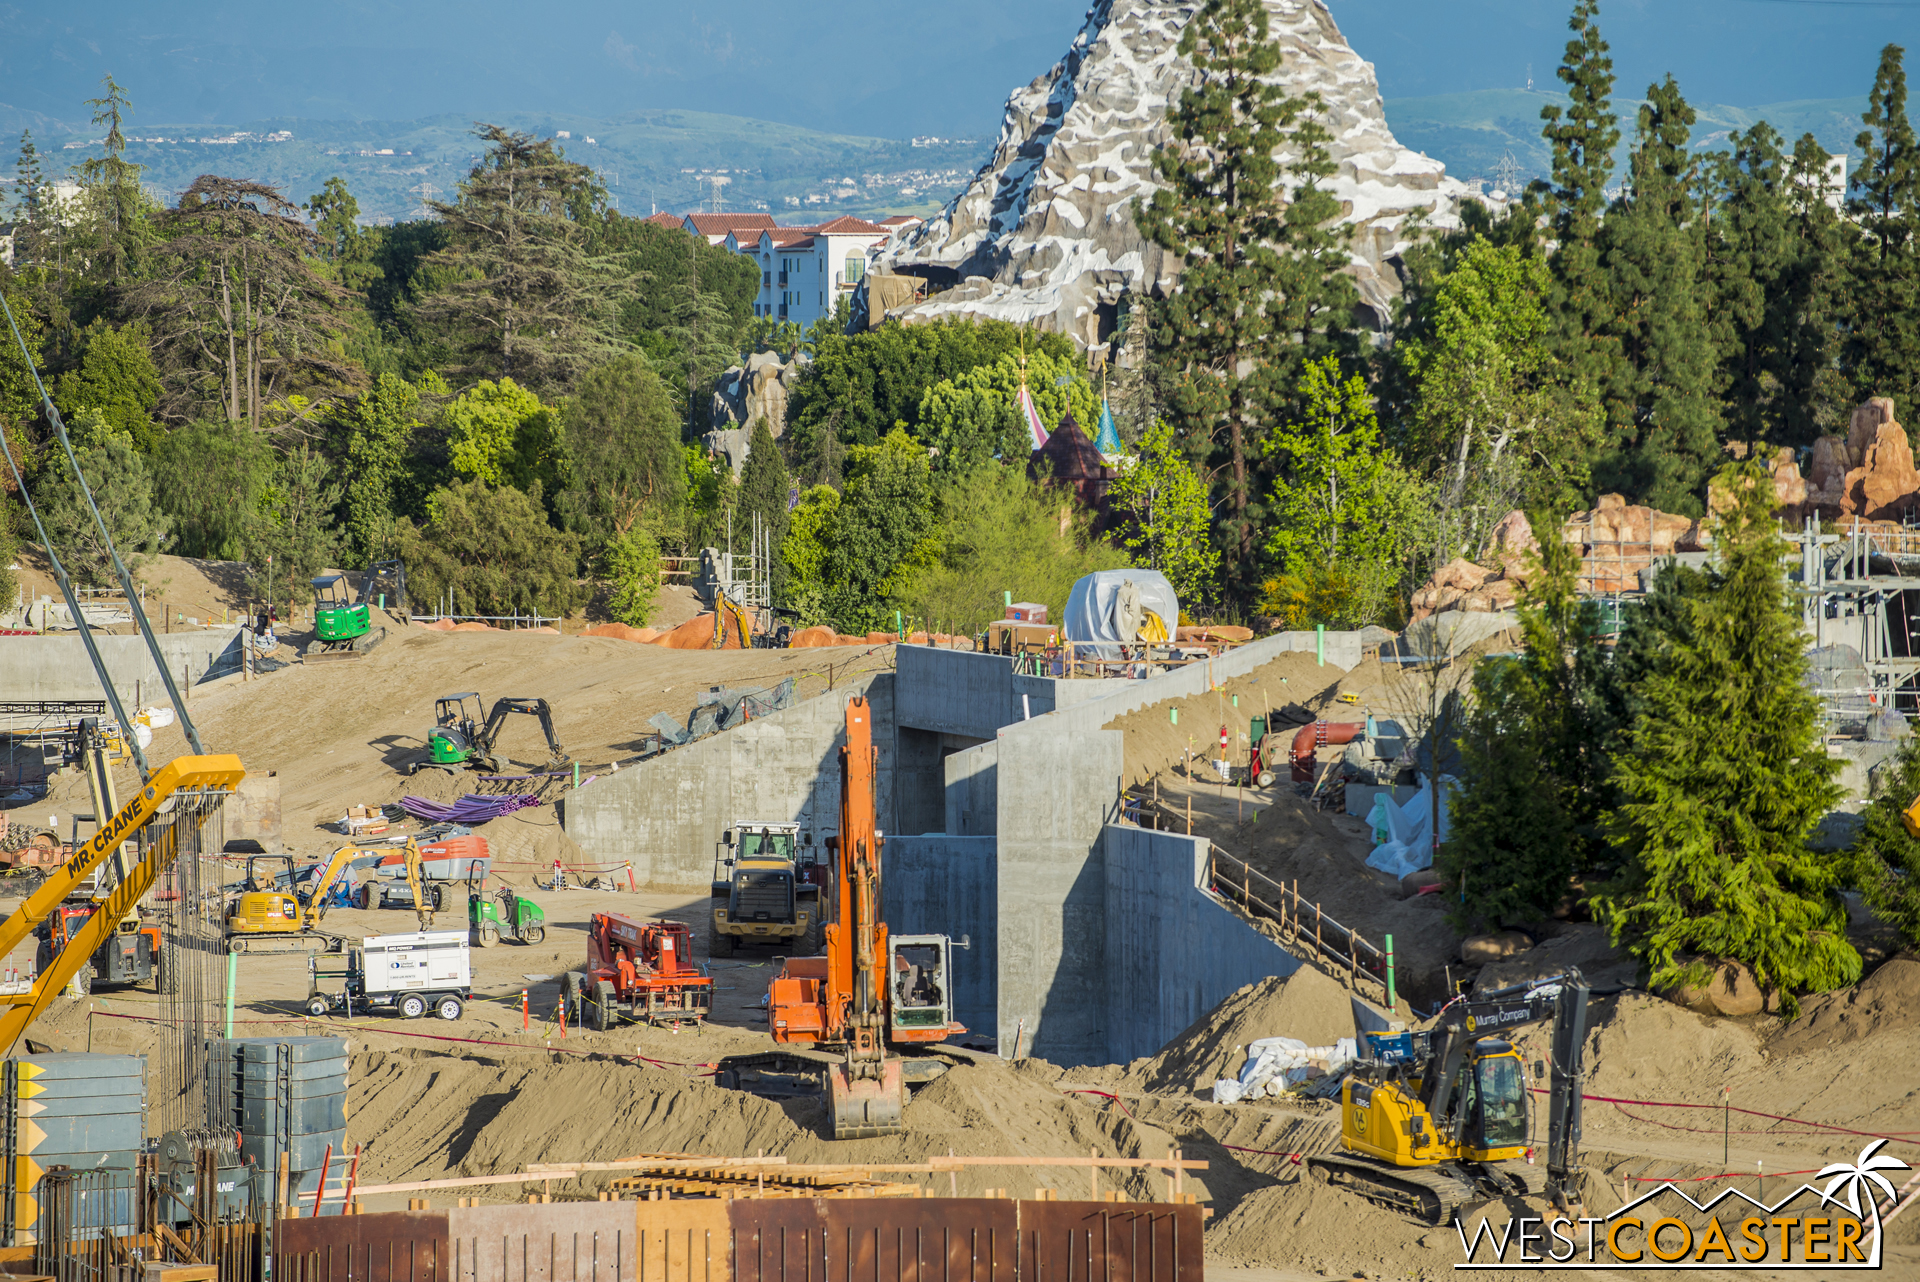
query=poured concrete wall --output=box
[1102,825,1302,1064]
[885,834,997,1034]
[561,673,894,889]
[1,628,247,704]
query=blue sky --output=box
[2,1,1913,135]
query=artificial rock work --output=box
[704,351,800,475]
[1759,398,1919,526]
[875,0,1478,345]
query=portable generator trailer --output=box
[307,930,471,1021]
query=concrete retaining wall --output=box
[885,834,997,1035]
[1101,825,1302,1064]
[560,673,894,889]
[0,628,246,704]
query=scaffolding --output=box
[1790,516,1920,718]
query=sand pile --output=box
[1772,956,1920,1056]
[1102,650,1345,787]
[1130,969,1360,1093]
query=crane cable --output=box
[0,286,207,766]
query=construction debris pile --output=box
[647,678,797,748]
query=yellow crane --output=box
[0,754,245,1055]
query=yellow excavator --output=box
[226,836,436,954]
[1308,971,1596,1224]
[0,754,246,1054]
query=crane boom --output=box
[0,753,244,1053]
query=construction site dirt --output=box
[3,621,1916,1280]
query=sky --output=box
[2,1,1914,137]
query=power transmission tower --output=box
[703,175,730,213]
[1492,151,1522,197]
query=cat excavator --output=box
[0,753,246,1054]
[714,697,969,1139]
[226,836,437,953]
[1309,971,1596,1224]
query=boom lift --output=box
[1308,971,1594,1224]
[0,754,246,1054]
[411,694,568,775]
[571,914,712,1027]
[715,697,968,1139]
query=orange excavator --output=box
[715,696,969,1138]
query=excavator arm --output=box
[302,843,361,926]
[401,836,434,930]
[477,698,568,771]
[0,754,244,1053]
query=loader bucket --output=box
[827,1059,905,1139]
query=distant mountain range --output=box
[1383,89,1899,190]
[1,90,1907,226]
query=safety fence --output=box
[1203,846,1389,1000]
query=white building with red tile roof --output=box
[680,212,778,245]
[726,216,892,327]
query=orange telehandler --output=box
[715,696,969,1138]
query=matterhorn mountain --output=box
[875,0,1483,346]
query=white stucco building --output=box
[726,216,896,326]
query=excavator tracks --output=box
[1306,1154,1477,1225]
[227,932,345,956]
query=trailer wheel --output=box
[436,995,464,1021]
[399,993,427,1019]
[306,996,329,1017]
[521,925,544,946]
[590,981,615,1031]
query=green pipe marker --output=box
[1170,707,1179,725]
[1004,590,1012,607]
[225,950,238,1037]
[1385,933,1397,1013]
[895,609,904,639]
[1231,695,1238,708]
[573,760,580,788]
[1316,624,1325,666]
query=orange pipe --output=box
[1289,721,1364,782]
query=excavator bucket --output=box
[827,1059,905,1139]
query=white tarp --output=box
[1364,777,1457,880]
[1062,569,1179,659]
[1211,1035,1358,1103]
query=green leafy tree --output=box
[603,525,661,626]
[246,446,342,603]
[148,419,273,561]
[820,429,936,632]
[897,463,1126,634]
[1534,0,1624,472]
[441,377,567,499]
[682,445,736,551]
[419,125,623,389]
[39,436,170,585]
[0,499,18,617]
[786,318,1078,481]
[54,321,164,452]
[1596,76,1723,513]
[1594,462,1860,1014]
[397,477,586,618]
[330,374,430,561]
[1850,738,1920,950]
[556,353,686,555]
[1264,358,1427,625]
[1107,418,1218,607]
[1396,238,1596,560]
[1443,514,1609,929]
[780,484,841,626]
[735,416,791,600]
[1845,44,1920,410]
[916,350,1097,477]
[305,176,363,265]
[1135,0,1353,594]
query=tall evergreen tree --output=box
[1135,0,1353,604]
[735,416,790,602]
[1845,44,1920,411]
[1535,0,1622,446]
[75,74,147,281]
[419,125,623,390]
[1703,123,1792,445]
[1594,462,1861,1014]
[1776,133,1856,442]
[9,131,48,270]
[1848,737,1920,951]
[1597,76,1723,513]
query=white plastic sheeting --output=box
[1364,778,1457,880]
[1061,569,1179,658]
[1211,1035,1358,1103]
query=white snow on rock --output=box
[875,0,1483,345]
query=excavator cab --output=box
[425,693,485,766]
[886,934,964,1039]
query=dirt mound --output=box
[653,614,740,649]
[1772,956,1920,1056]
[580,623,658,643]
[1131,968,1359,1094]
[1102,650,1346,786]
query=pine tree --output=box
[1703,123,1792,445]
[1848,738,1920,950]
[1597,76,1724,513]
[1135,0,1354,605]
[1778,133,1855,441]
[75,74,147,281]
[1594,462,1861,1014]
[736,416,791,602]
[1845,44,1920,411]
[1443,510,1608,929]
[10,131,47,270]
[1535,0,1623,444]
